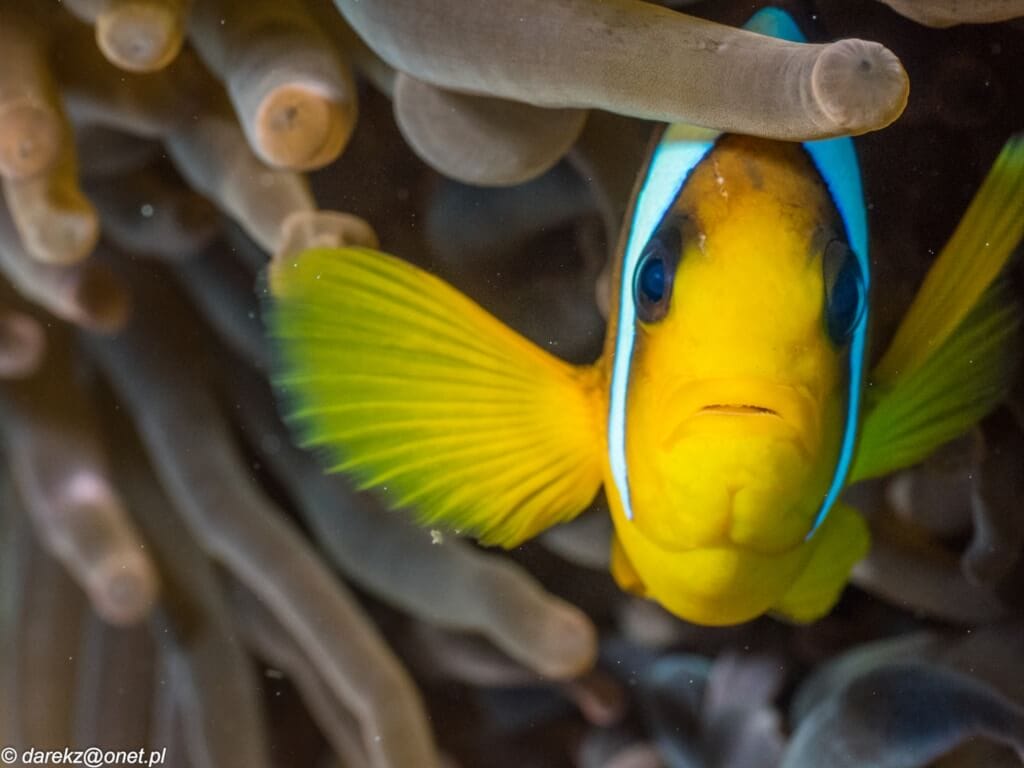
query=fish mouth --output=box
[698,404,780,417]
[663,378,818,453]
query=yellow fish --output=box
[268,10,1024,627]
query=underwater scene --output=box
[1,0,1023,766]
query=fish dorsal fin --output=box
[852,136,1024,481]
[268,247,605,547]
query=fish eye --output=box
[639,257,665,302]
[634,221,682,323]
[823,239,866,345]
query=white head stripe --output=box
[607,139,715,520]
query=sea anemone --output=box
[0,2,1022,767]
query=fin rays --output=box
[269,246,605,547]
[852,136,1024,481]
[853,283,1021,481]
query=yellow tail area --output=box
[268,247,605,548]
[852,135,1024,482]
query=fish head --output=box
[609,135,867,572]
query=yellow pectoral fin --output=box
[852,134,1024,482]
[773,502,869,623]
[267,247,605,548]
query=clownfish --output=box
[267,9,1024,626]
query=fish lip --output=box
[663,378,818,453]
[697,404,781,417]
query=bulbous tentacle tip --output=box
[0,311,46,379]
[812,39,910,134]
[877,0,1024,28]
[254,81,355,171]
[92,554,161,625]
[26,205,100,267]
[394,73,588,187]
[96,2,185,73]
[529,601,599,680]
[278,209,379,254]
[269,209,379,296]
